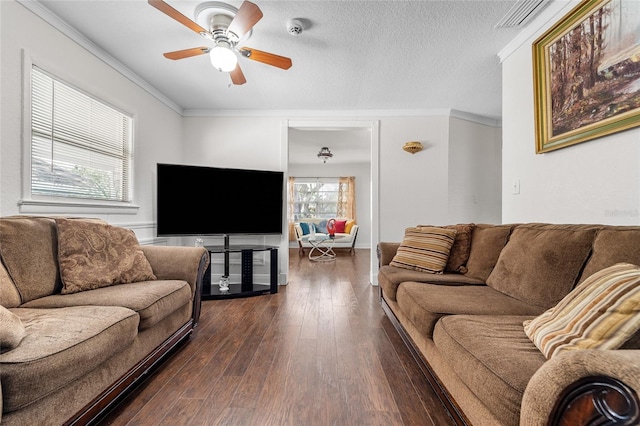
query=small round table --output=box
[308,236,336,261]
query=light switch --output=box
[512,179,520,195]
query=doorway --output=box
[281,120,380,285]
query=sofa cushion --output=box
[433,315,545,425]
[390,227,457,273]
[0,216,62,302]
[0,306,26,351]
[463,224,515,281]
[418,224,475,273]
[20,280,191,330]
[378,265,485,302]
[56,218,157,294]
[1,260,22,308]
[396,282,543,338]
[0,306,139,412]
[486,224,598,309]
[524,263,640,359]
[580,227,640,283]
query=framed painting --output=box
[533,0,640,153]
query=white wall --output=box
[448,117,502,224]
[501,7,640,225]
[0,1,184,242]
[378,116,451,240]
[182,114,502,247]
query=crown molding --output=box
[18,0,183,115]
[449,110,501,127]
[184,108,501,127]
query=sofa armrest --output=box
[520,350,640,426]
[377,242,401,267]
[141,246,210,297]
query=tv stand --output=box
[201,236,278,299]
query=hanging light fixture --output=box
[317,147,333,163]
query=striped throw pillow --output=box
[523,263,640,359]
[390,227,457,274]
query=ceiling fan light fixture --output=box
[210,45,238,72]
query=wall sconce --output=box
[403,141,424,154]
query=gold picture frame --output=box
[533,0,640,153]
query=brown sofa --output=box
[0,216,209,425]
[378,223,640,426]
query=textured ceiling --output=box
[33,0,530,120]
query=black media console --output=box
[201,242,278,300]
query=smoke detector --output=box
[287,19,303,36]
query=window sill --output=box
[19,199,140,215]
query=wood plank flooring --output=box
[98,249,453,426]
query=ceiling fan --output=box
[148,0,292,85]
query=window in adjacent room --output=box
[29,66,133,203]
[287,176,356,238]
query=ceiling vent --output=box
[495,0,551,28]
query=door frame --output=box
[281,119,380,285]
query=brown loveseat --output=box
[0,216,209,425]
[378,223,640,426]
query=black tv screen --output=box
[157,163,284,236]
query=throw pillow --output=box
[389,227,457,274]
[56,218,157,294]
[523,263,640,359]
[345,221,355,234]
[299,222,312,236]
[316,220,328,234]
[334,220,347,233]
[0,305,26,351]
[418,224,474,273]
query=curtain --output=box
[287,176,296,241]
[337,176,356,221]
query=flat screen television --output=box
[157,163,284,236]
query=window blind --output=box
[30,66,133,202]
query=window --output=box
[30,66,133,203]
[289,176,356,220]
[292,178,340,220]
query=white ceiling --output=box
[289,128,371,165]
[33,0,534,120]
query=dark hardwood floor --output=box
[98,249,453,425]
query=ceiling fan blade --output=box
[227,1,263,39]
[230,64,247,85]
[163,47,211,60]
[239,47,292,70]
[148,0,208,35]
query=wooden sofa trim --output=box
[550,376,639,426]
[379,287,469,426]
[64,320,194,426]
